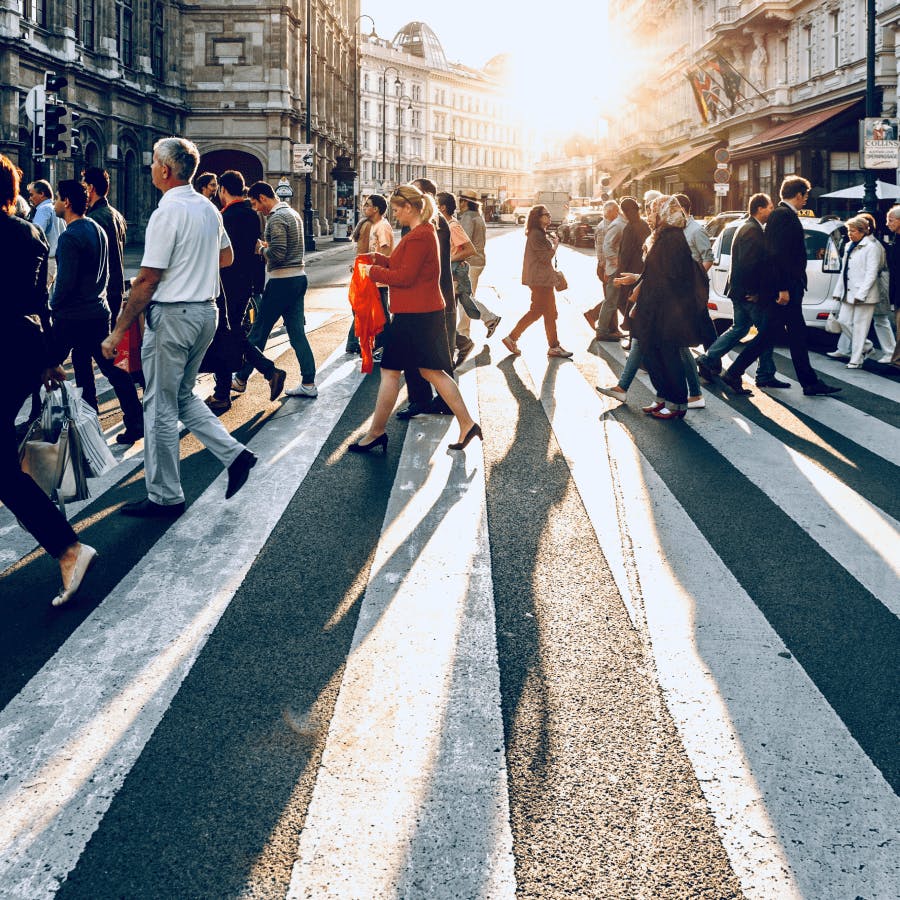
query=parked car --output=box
[559,209,602,246]
[704,210,745,239]
[706,215,847,333]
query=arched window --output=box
[118,144,139,222]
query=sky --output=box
[361,1,619,140]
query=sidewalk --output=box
[123,232,352,280]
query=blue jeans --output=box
[699,298,775,381]
[619,339,701,396]
[236,274,315,384]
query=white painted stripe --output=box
[517,330,900,900]
[775,348,900,405]
[0,346,365,899]
[287,368,516,899]
[601,342,900,618]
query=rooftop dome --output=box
[392,21,448,70]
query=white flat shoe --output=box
[687,397,706,409]
[846,362,862,369]
[596,385,628,403]
[52,544,98,608]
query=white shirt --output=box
[141,184,231,302]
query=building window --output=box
[22,0,47,25]
[780,37,789,83]
[830,11,840,69]
[117,0,134,67]
[801,24,812,80]
[151,2,165,77]
[74,0,95,48]
[363,74,369,91]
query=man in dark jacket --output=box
[724,177,840,396]
[207,170,279,412]
[50,180,144,443]
[885,205,900,369]
[83,167,127,328]
[697,193,788,390]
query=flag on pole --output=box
[685,70,710,124]
[713,53,767,101]
[708,56,744,111]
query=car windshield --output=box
[720,224,839,262]
[583,214,603,225]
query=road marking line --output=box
[0,346,364,899]
[518,331,900,900]
[287,367,516,900]
[774,348,900,405]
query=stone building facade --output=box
[358,22,533,219]
[0,0,357,239]
[607,0,898,216]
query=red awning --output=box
[649,140,721,175]
[731,99,860,152]
[633,156,674,181]
[605,168,633,194]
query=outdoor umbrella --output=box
[820,180,900,199]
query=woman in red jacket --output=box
[350,184,481,453]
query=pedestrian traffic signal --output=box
[44,102,68,156]
[44,72,68,93]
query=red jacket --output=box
[369,222,444,313]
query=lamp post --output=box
[863,0,878,214]
[381,66,400,190]
[396,94,412,186]
[353,14,376,220]
[448,133,456,193]
[303,0,316,251]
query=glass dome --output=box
[392,22,449,70]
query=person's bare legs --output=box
[420,368,476,442]
[357,368,402,444]
[58,542,85,589]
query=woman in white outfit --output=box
[833,216,882,368]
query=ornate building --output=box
[0,0,357,238]
[607,0,897,215]
[358,22,534,218]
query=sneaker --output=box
[501,335,521,356]
[267,367,286,402]
[286,382,318,398]
[372,347,384,363]
[485,317,502,338]
[863,339,874,356]
[547,345,573,358]
[231,376,247,394]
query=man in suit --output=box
[723,177,840,396]
[696,193,788,390]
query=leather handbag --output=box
[553,257,568,291]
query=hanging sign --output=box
[292,143,314,174]
[861,118,899,169]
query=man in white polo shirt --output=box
[102,137,256,518]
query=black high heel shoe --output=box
[448,423,483,451]
[348,433,388,454]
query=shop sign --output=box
[861,118,900,169]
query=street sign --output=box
[714,183,730,195]
[292,144,314,175]
[861,117,900,169]
[714,148,730,165]
[24,85,44,123]
[713,167,731,183]
[275,177,294,199]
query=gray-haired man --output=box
[102,137,256,517]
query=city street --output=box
[2,227,899,899]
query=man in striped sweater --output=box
[232,181,317,398]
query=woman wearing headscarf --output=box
[612,195,704,419]
[501,205,573,359]
[832,214,883,368]
[351,184,481,453]
[0,154,97,606]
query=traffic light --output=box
[44,101,68,156]
[44,72,68,93]
[41,72,78,158]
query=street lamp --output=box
[381,66,401,190]
[396,94,412,186]
[303,0,316,251]
[353,14,377,219]
[448,133,456,193]
[863,0,877,214]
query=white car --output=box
[707,215,847,333]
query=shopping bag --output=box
[113,318,143,375]
[62,382,117,478]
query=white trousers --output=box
[837,301,877,365]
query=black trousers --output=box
[642,339,688,407]
[51,316,144,433]
[213,292,271,400]
[0,332,78,558]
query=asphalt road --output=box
[2,226,898,899]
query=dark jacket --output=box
[86,196,126,303]
[0,212,51,367]
[221,199,262,303]
[49,217,109,321]
[631,226,705,347]
[765,201,807,298]
[619,217,651,275]
[521,227,557,287]
[886,236,900,308]
[727,216,769,303]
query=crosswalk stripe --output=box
[779,347,900,405]
[0,346,364,897]
[598,342,900,618]
[513,327,900,898]
[287,365,516,899]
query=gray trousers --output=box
[141,300,245,506]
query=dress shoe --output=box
[485,317,502,338]
[395,401,431,420]
[268,367,287,401]
[697,360,720,383]
[116,428,144,445]
[547,345,573,358]
[803,381,841,396]
[226,449,257,499]
[448,423,483,451]
[721,370,753,395]
[231,376,247,394]
[501,335,521,356]
[52,544,98,608]
[348,433,388,454]
[427,397,453,415]
[455,337,475,368]
[650,406,687,420]
[642,401,665,415]
[205,396,231,413]
[596,332,625,342]
[121,498,186,519]
[755,377,791,388]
